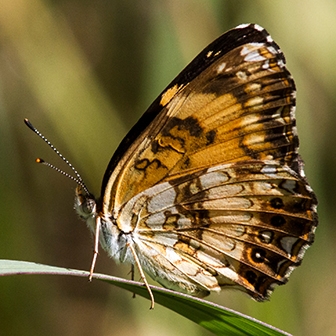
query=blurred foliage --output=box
[0,0,335,335]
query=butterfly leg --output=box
[89,217,101,281]
[127,242,155,309]
[130,264,137,299]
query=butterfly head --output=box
[75,185,97,221]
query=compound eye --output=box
[83,198,96,215]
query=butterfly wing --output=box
[99,24,317,299]
[102,24,300,213]
[123,161,316,299]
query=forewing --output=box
[101,24,298,212]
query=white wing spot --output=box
[177,216,192,227]
[237,23,250,29]
[277,59,285,68]
[165,246,182,263]
[244,50,266,62]
[271,107,286,124]
[199,171,229,190]
[267,45,277,54]
[236,71,247,80]
[147,188,176,213]
[280,236,298,256]
[253,24,264,32]
[260,231,273,244]
[261,165,277,175]
[216,266,239,281]
[241,133,266,150]
[217,62,226,73]
[262,59,270,70]
[282,180,297,193]
[208,184,244,198]
[146,212,166,227]
[246,82,261,92]
[266,35,274,43]
[244,96,264,108]
[240,113,259,126]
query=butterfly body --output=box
[73,24,317,303]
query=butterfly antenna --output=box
[24,118,90,195]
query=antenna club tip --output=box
[36,158,44,163]
[24,118,35,131]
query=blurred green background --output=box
[0,0,334,335]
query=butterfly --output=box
[26,23,317,309]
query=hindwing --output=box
[120,161,316,299]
